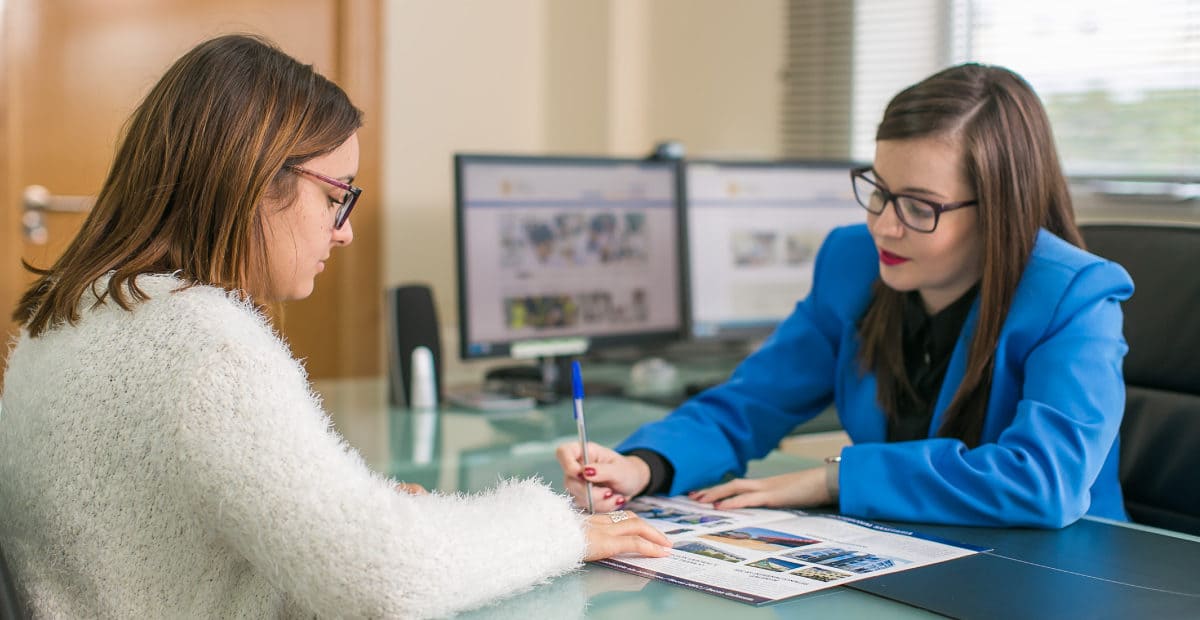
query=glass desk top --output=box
[314,377,1200,618]
[314,378,936,618]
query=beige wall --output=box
[382,0,545,302]
[380,1,1195,385]
[643,0,785,158]
[382,0,785,383]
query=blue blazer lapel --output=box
[928,298,982,437]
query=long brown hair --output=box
[14,34,362,337]
[858,63,1082,447]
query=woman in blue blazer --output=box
[557,64,1133,528]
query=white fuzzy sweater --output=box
[0,275,587,618]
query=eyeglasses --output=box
[287,165,362,230]
[850,167,976,233]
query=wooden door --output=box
[0,1,382,387]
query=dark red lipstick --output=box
[879,249,910,266]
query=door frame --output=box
[0,1,384,385]
[282,1,385,379]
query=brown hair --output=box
[858,63,1082,447]
[14,34,362,337]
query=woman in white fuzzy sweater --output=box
[0,34,668,619]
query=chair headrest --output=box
[1081,224,1200,396]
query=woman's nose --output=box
[333,218,354,246]
[870,200,905,237]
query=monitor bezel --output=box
[454,152,687,361]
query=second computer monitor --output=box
[455,154,684,361]
[683,160,864,341]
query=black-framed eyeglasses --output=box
[287,165,362,230]
[850,166,976,233]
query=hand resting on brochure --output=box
[582,513,672,562]
[593,495,983,605]
[689,469,833,510]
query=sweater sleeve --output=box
[838,260,1133,528]
[171,301,587,619]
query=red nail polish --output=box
[583,467,596,477]
[615,497,626,506]
[603,490,613,499]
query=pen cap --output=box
[571,360,584,400]
[410,346,438,409]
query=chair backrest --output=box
[1080,223,1200,535]
[0,540,26,620]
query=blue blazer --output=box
[619,224,1134,527]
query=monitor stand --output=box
[485,356,623,405]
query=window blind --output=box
[782,0,1200,179]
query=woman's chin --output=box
[878,271,918,293]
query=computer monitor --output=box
[454,153,685,395]
[682,160,864,341]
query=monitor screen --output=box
[683,160,864,341]
[455,154,684,360]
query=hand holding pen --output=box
[556,440,644,513]
[558,361,645,513]
[570,360,594,514]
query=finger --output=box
[585,441,614,461]
[580,462,637,489]
[567,476,614,497]
[568,441,613,465]
[555,443,583,474]
[589,513,666,541]
[588,493,625,514]
[692,479,755,503]
[713,490,772,510]
[615,518,670,547]
[394,482,428,495]
[580,481,627,513]
[618,533,672,558]
[567,478,612,509]
[583,523,672,561]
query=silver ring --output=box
[607,510,631,523]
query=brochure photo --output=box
[596,496,986,605]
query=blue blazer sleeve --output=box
[616,226,876,495]
[839,256,1133,528]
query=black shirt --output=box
[888,285,979,442]
[629,284,980,495]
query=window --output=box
[960,0,1199,178]
[786,0,1200,179]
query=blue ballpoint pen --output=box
[571,360,594,514]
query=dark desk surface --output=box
[317,378,1200,619]
[851,516,1200,619]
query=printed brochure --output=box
[596,496,986,605]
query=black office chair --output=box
[1080,223,1200,536]
[0,541,26,620]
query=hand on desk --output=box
[582,512,671,562]
[688,467,831,510]
[556,442,651,513]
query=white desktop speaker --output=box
[410,346,438,410]
[386,284,443,408]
